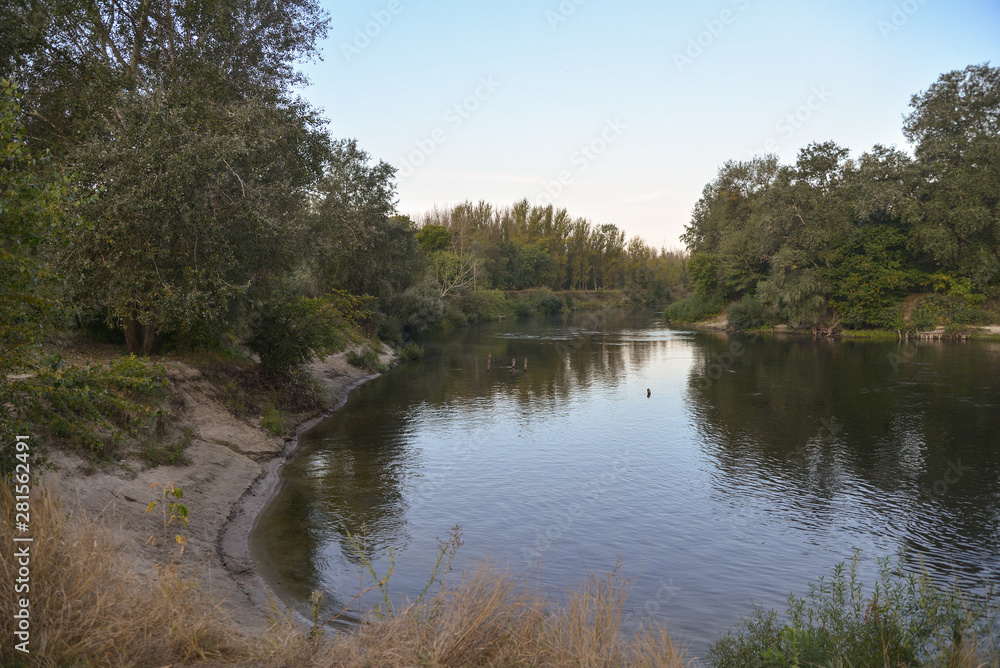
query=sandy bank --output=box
[44,346,396,637]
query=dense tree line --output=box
[678,63,999,332]
[414,200,686,294]
[0,0,684,389]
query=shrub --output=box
[346,347,386,373]
[399,343,424,360]
[11,354,170,463]
[540,293,566,315]
[663,294,725,323]
[513,300,535,319]
[247,291,366,376]
[444,302,469,328]
[141,429,192,467]
[397,279,446,332]
[709,550,999,668]
[726,296,766,331]
[261,402,286,437]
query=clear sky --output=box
[296,0,1000,248]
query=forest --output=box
[671,62,1000,333]
[0,0,997,456]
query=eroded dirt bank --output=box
[43,348,396,637]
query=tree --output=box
[903,63,1000,289]
[0,80,74,374]
[310,139,418,306]
[8,0,332,353]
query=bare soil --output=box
[43,344,397,638]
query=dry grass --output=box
[1,484,689,667]
[0,483,246,667]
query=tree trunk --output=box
[141,324,161,355]
[124,318,142,354]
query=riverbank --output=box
[40,344,397,638]
[671,314,1000,340]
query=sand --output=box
[43,346,397,637]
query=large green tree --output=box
[309,139,418,306]
[903,63,1000,289]
[6,0,331,353]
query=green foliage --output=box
[0,79,75,375]
[539,291,566,315]
[709,551,999,668]
[398,343,424,361]
[247,291,365,376]
[14,355,170,460]
[726,296,770,332]
[663,294,725,323]
[912,293,995,329]
[416,224,452,253]
[396,279,446,332]
[346,348,386,373]
[677,65,1000,331]
[260,403,286,437]
[826,225,922,329]
[141,430,192,467]
[513,299,536,319]
[455,289,511,323]
[310,141,417,306]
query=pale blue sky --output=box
[297,0,1000,247]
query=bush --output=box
[444,302,469,328]
[247,291,365,376]
[726,296,766,331]
[709,551,999,668]
[346,347,386,373]
[540,293,566,315]
[397,279,446,332]
[11,354,170,463]
[399,343,424,360]
[260,402,285,437]
[141,429,192,467]
[663,294,725,323]
[513,300,535,319]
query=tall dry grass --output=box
[0,482,244,667]
[2,484,689,667]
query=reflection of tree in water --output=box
[686,334,1000,585]
[257,310,674,609]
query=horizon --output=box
[298,0,1000,248]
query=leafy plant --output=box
[145,482,189,558]
[247,290,367,376]
[141,429,192,467]
[346,348,386,373]
[260,402,285,437]
[709,550,999,668]
[399,343,424,361]
[15,355,170,460]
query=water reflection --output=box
[251,314,1000,653]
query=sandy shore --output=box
[44,347,396,637]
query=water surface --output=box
[251,312,1000,657]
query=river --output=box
[250,311,1000,658]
